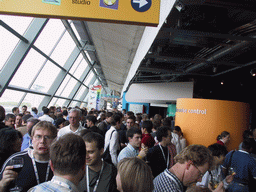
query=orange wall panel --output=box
[175,98,250,151]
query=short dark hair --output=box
[22,114,33,124]
[22,105,27,108]
[82,132,104,150]
[31,107,38,113]
[242,130,253,140]
[43,108,50,114]
[174,126,181,132]
[106,112,113,118]
[5,113,16,121]
[162,118,172,127]
[12,107,19,113]
[16,113,23,118]
[0,128,23,163]
[217,131,230,141]
[0,105,5,121]
[156,126,171,142]
[86,115,97,124]
[142,120,153,133]
[50,134,86,175]
[126,111,134,117]
[208,143,228,157]
[111,114,122,126]
[242,138,255,151]
[0,128,22,150]
[55,118,66,128]
[63,110,68,116]
[127,127,142,140]
[127,116,135,122]
[153,120,161,130]
[80,129,93,138]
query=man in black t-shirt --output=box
[0,121,57,192]
[147,126,173,178]
[78,132,118,192]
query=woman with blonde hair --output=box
[116,157,154,192]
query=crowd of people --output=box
[0,104,256,192]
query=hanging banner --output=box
[87,85,102,111]
[0,0,160,26]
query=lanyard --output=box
[159,144,169,168]
[86,161,104,192]
[31,153,50,185]
[51,178,72,191]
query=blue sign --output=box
[131,0,151,12]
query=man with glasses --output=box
[30,133,86,192]
[0,121,57,192]
[57,108,85,137]
[153,144,214,192]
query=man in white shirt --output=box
[38,108,54,124]
[57,108,85,137]
[104,114,121,167]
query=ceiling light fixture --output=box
[221,81,224,85]
[250,69,256,76]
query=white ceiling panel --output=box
[86,21,145,94]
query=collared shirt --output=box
[57,124,86,138]
[153,169,183,192]
[104,126,120,167]
[21,132,31,151]
[38,114,54,124]
[29,176,79,192]
[117,143,139,162]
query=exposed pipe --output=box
[169,40,254,82]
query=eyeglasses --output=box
[192,163,204,178]
[34,135,55,141]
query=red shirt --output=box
[141,133,155,148]
[217,140,225,146]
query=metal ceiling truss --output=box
[129,0,256,86]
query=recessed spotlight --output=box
[250,69,256,76]
[221,81,224,85]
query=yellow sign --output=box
[0,0,160,26]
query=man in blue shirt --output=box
[21,117,40,151]
[118,128,148,162]
[222,138,256,192]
